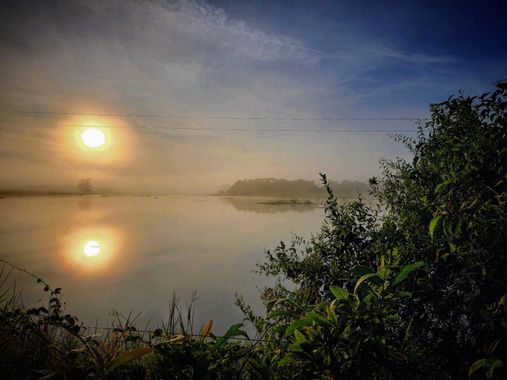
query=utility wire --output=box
[1,110,423,134]
[62,124,418,133]
[1,110,429,122]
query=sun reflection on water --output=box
[83,240,101,256]
[62,225,123,274]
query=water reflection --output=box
[77,196,91,211]
[223,197,322,213]
[61,224,123,274]
[83,240,100,256]
[0,195,324,333]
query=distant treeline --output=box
[224,178,369,196]
[0,190,78,197]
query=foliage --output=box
[0,264,254,379]
[0,81,505,379]
[254,80,507,378]
[279,261,425,379]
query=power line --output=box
[1,110,429,122]
[62,124,418,134]
[1,110,423,134]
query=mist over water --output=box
[0,195,329,333]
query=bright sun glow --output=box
[83,240,101,256]
[81,128,106,148]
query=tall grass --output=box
[0,260,255,379]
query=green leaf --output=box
[330,286,349,301]
[377,265,392,280]
[277,355,293,367]
[353,273,379,295]
[469,358,503,378]
[435,179,451,193]
[392,262,425,286]
[326,305,339,325]
[469,359,487,377]
[429,215,442,239]
[306,311,328,325]
[486,359,502,378]
[285,319,313,335]
[267,310,289,319]
[293,329,306,343]
[215,323,248,348]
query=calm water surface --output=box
[0,195,325,333]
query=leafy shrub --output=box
[1,81,505,379]
[255,80,507,379]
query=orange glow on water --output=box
[83,240,101,256]
[61,225,124,274]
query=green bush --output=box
[1,81,505,379]
[255,80,506,379]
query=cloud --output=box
[0,0,486,193]
[340,44,454,65]
[72,0,318,64]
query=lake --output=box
[0,195,328,334]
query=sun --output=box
[83,240,101,256]
[81,128,106,148]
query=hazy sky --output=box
[1,0,505,194]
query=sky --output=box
[0,0,505,194]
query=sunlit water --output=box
[0,195,329,334]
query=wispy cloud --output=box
[167,0,318,63]
[0,0,499,193]
[343,44,454,65]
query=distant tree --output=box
[225,178,369,196]
[77,178,93,195]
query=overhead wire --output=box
[1,110,426,134]
[62,124,417,133]
[0,110,428,122]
